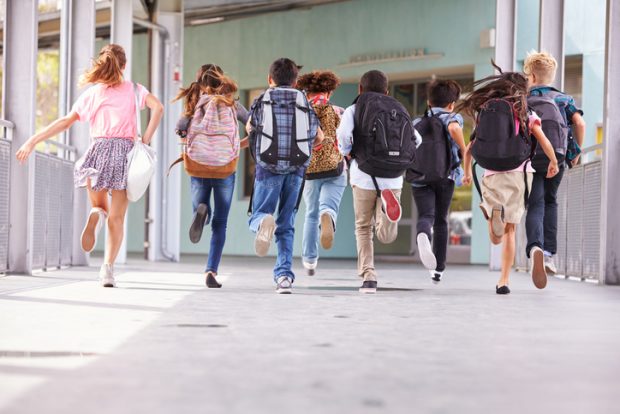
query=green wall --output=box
[178,0,497,259]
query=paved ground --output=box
[1,256,619,414]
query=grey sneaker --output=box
[544,255,557,275]
[359,280,377,294]
[99,264,115,288]
[302,260,317,276]
[276,276,292,294]
[530,246,547,289]
[417,233,437,270]
[255,215,276,257]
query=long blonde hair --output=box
[79,44,126,87]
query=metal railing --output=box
[515,145,603,281]
[0,120,15,273]
[0,120,77,273]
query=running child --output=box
[460,63,559,294]
[296,70,346,276]
[16,44,164,287]
[523,51,586,279]
[337,70,418,293]
[246,58,322,294]
[172,64,249,288]
[407,80,467,284]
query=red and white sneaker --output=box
[381,189,401,223]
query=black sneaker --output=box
[205,271,222,288]
[359,280,377,294]
[189,203,208,244]
[496,285,511,295]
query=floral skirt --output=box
[74,138,134,192]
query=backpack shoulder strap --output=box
[295,90,311,141]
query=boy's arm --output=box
[531,123,560,178]
[337,105,355,156]
[447,122,467,156]
[570,112,586,165]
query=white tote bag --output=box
[126,83,156,202]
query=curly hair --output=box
[296,70,341,94]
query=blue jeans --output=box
[190,174,236,273]
[248,173,303,282]
[525,166,565,257]
[301,172,347,264]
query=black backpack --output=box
[406,109,453,184]
[470,98,534,171]
[351,92,416,186]
[527,88,569,170]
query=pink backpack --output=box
[186,94,239,173]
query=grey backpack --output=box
[528,90,569,170]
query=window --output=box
[564,55,583,108]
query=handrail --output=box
[0,119,15,129]
[44,140,77,154]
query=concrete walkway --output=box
[1,256,619,414]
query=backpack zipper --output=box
[377,118,388,149]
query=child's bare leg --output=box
[488,221,502,245]
[86,180,109,213]
[104,190,129,266]
[498,223,516,287]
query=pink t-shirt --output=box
[484,112,541,177]
[71,81,149,139]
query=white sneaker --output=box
[430,270,443,284]
[302,260,317,276]
[81,208,106,253]
[417,233,437,270]
[544,255,557,275]
[99,264,116,288]
[275,276,292,294]
[530,246,547,289]
[255,215,276,257]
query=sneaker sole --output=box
[255,215,276,257]
[431,279,441,285]
[189,204,208,244]
[417,233,437,270]
[102,283,115,288]
[531,249,548,289]
[276,289,292,294]
[320,213,334,250]
[307,269,315,276]
[81,211,100,253]
[359,287,377,294]
[545,264,557,275]
[490,207,505,239]
[381,190,401,223]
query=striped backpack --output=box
[178,94,240,178]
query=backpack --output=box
[305,103,344,180]
[470,98,534,171]
[406,109,454,184]
[351,92,416,184]
[528,88,569,170]
[470,98,535,206]
[249,87,315,174]
[169,95,240,178]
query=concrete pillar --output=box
[147,0,183,262]
[64,0,96,267]
[5,0,38,274]
[600,0,620,284]
[110,0,134,264]
[539,0,565,89]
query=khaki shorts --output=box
[480,172,533,224]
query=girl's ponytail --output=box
[80,44,126,87]
[173,81,203,117]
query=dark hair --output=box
[296,70,341,94]
[360,70,388,94]
[454,60,529,133]
[269,58,302,86]
[173,64,227,116]
[428,79,462,108]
